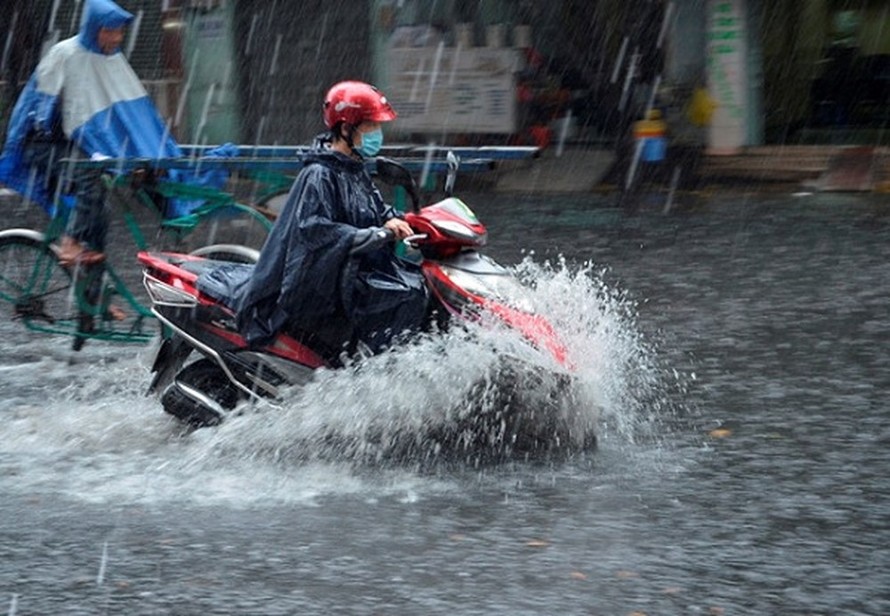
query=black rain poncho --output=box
[236,150,427,352]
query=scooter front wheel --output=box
[161,358,241,428]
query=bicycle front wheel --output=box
[0,234,74,327]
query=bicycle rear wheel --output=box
[0,234,74,327]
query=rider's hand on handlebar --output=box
[384,218,413,240]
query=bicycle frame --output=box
[1,160,276,348]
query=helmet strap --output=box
[344,123,364,158]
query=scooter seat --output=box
[195,262,254,311]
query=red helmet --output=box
[323,81,397,129]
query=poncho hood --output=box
[79,0,134,54]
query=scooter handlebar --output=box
[402,233,428,248]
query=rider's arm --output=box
[349,226,394,255]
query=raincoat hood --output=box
[0,0,209,216]
[79,0,134,54]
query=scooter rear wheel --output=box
[161,358,241,428]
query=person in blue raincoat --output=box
[0,0,182,266]
[236,81,428,356]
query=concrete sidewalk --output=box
[700,145,890,192]
[485,144,890,194]
[490,147,615,193]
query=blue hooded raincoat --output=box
[0,0,181,215]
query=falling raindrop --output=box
[125,9,143,59]
[47,0,61,33]
[219,61,232,104]
[24,166,38,206]
[245,13,258,55]
[195,82,217,143]
[158,119,172,161]
[448,42,461,87]
[657,2,675,49]
[175,50,200,129]
[555,109,573,158]
[96,541,108,585]
[624,138,645,191]
[269,34,282,76]
[67,0,82,36]
[315,11,328,64]
[663,165,681,214]
[646,75,662,114]
[419,141,435,190]
[193,135,208,176]
[115,136,130,169]
[618,48,639,112]
[610,36,629,84]
[96,271,111,317]
[67,263,80,313]
[1,11,18,74]
[424,41,445,113]
[255,114,267,146]
[409,58,426,102]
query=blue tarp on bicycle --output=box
[0,0,229,218]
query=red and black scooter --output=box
[138,156,586,453]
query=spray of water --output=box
[0,255,675,505]
[177,257,667,472]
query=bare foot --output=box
[106,305,127,321]
[54,236,106,267]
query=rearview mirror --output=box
[444,150,460,197]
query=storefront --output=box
[368,0,888,147]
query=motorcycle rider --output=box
[236,80,428,355]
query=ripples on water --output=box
[6,193,890,613]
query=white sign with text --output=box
[386,45,521,135]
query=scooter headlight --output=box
[439,266,534,312]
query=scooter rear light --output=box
[143,273,198,307]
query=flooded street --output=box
[2,186,890,614]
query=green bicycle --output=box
[0,157,281,350]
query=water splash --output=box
[512,257,666,444]
[181,257,666,470]
[0,258,673,505]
